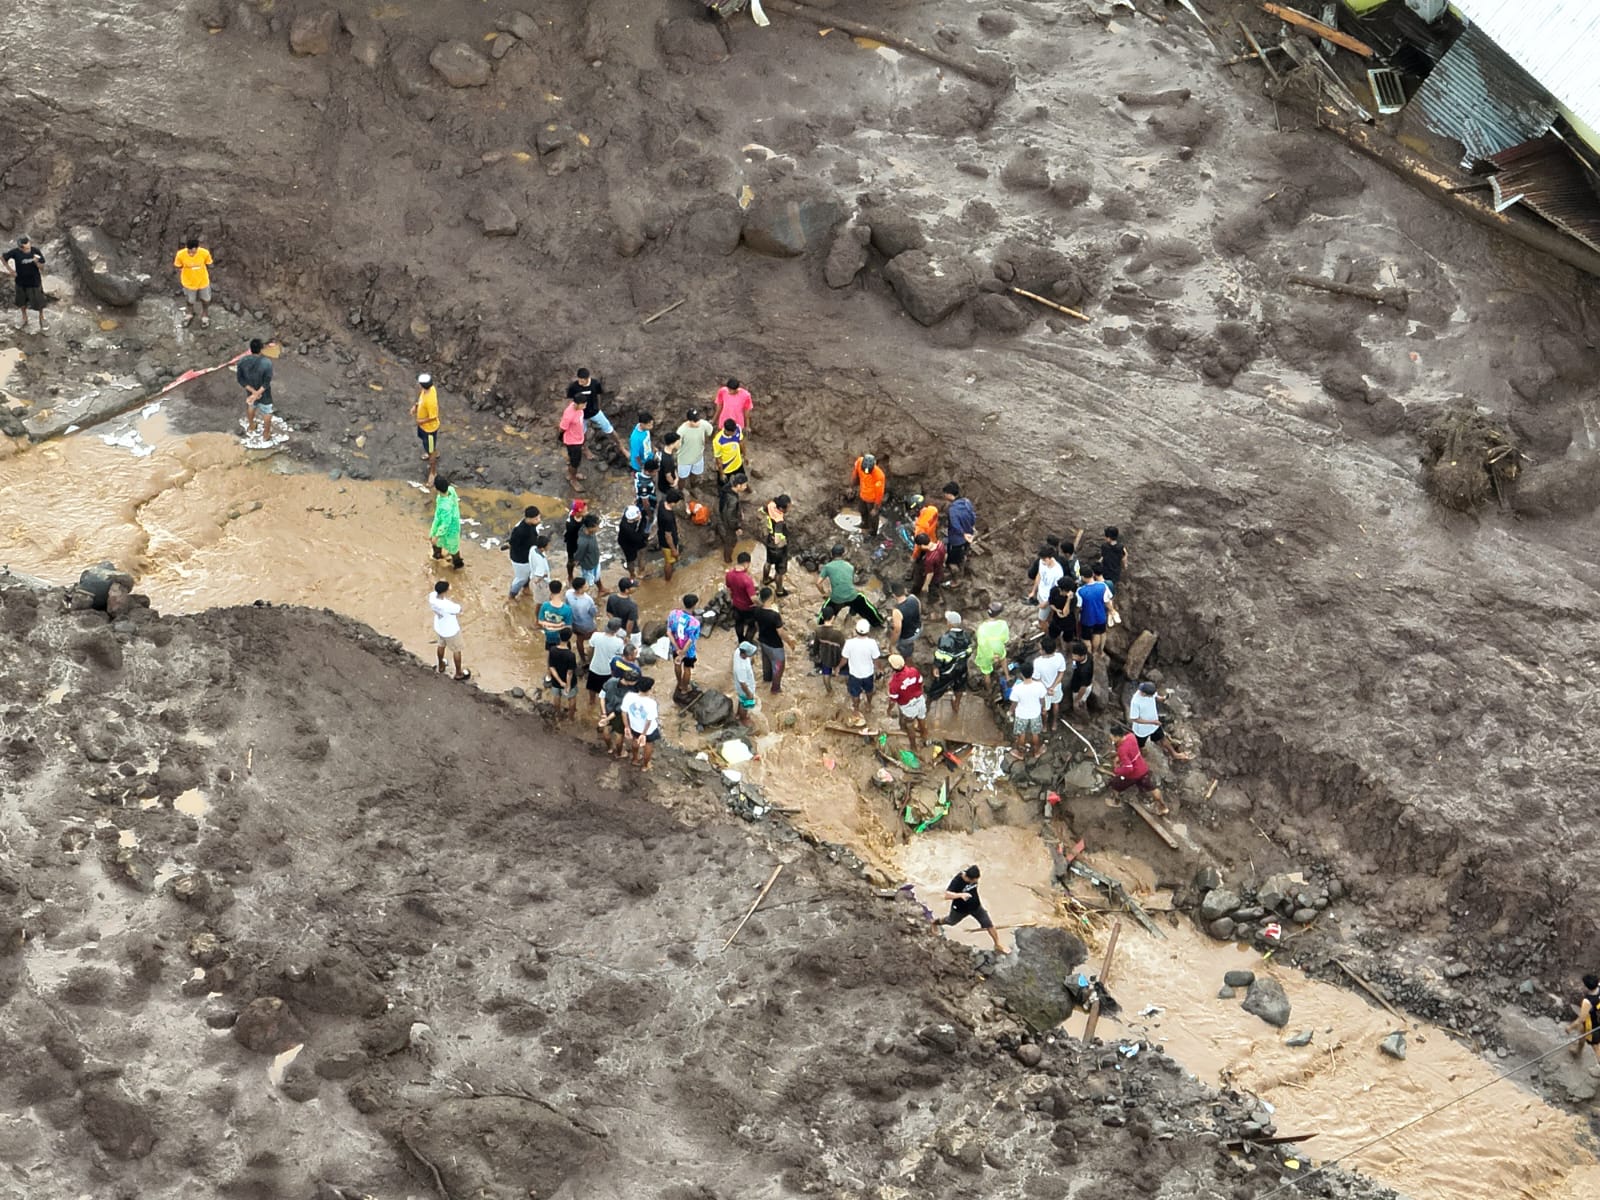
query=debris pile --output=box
[1420,405,1522,512]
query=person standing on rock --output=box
[172,236,214,327]
[429,580,470,680]
[412,373,441,485]
[559,392,587,492]
[716,472,750,565]
[733,641,760,726]
[761,493,793,596]
[715,377,753,439]
[816,544,883,627]
[850,453,887,537]
[567,368,625,459]
[628,411,655,473]
[1075,563,1116,657]
[886,581,922,664]
[237,337,276,443]
[620,676,663,770]
[3,236,47,334]
[1129,681,1193,761]
[1566,974,1600,1065]
[667,594,703,699]
[752,586,793,694]
[1009,667,1047,763]
[1067,639,1095,711]
[504,506,543,600]
[429,475,464,569]
[1032,636,1067,732]
[886,653,927,751]
[841,618,881,726]
[909,533,947,600]
[676,408,714,496]
[656,488,682,583]
[936,865,1007,955]
[942,483,976,576]
[1109,729,1166,815]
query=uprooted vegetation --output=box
[1420,404,1523,512]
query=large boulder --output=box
[469,191,519,237]
[883,250,981,326]
[985,926,1088,1030]
[867,210,926,259]
[824,222,871,288]
[74,561,135,612]
[288,9,339,55]
[740,195,843,258]
[429,40,492,87]
[233,996,308,1055]
[67,226,143,307]
[1242,977,1291,1028]
[80,1084,157,1160]
[1198,887,1241,922]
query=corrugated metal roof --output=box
[1410,25,1557,166]
[1452,0,1600,138]
[1487,134,1600,254]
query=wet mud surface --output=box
[4,0,1600,1195]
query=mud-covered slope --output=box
[0,580,1406,1199]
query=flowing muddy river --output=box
[3,408,1597,1200]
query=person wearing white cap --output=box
[733,641,760,726]
[617,504,650,580]
[886,653,927,749]
[411,372,441,485]
[841,618,881,726]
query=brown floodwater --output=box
[4,408,1597,1200]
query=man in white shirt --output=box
[429,581,470,681]
[1034,545,1064,632]
[1129,680,1193,761]
[732,641,759,726]
[1030,637,1067,731]
[841,618,881,726]
[1009,670,1047,762]
[620,676,662,770]
[584,617,626,710]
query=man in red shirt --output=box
[1109,731,1167,815]
[725,551,759,645]
[909,532,947,599]
[886,653,927,750]
[715,377,753,436]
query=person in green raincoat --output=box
[430,475,464,569]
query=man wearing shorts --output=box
[1129,681,1193,761]
[597,646,639,754]
[1076,565,1116,657]
[1031,636,1067,732]
[1009,668,1047,763]
[816,545,882,627]
[733,641,760,726]
[761,493,792,595]
[886,653,927,750]
[3,236,46,333]
[942,482,976,573]
[676,408,714,496]
[429,581,470,680]
[575,515,602,590]
[656,489,682,583]
[545,629,580,719]
[584,618,627,709]
[567,574,596,662]
[841,618,880,726]
[752,586,792,694]
[1110,729,1167,815]
[1033,545,1064,632]
[538,580,573,652]
[567,368,626,457]
[886,582,922,664]
[937,865,1007,954]
[667,596,702,699]
[173,237,214,327]
[411,373,441,485]
[559,393,587,491]
[606,577,641,647]
[619,677,662,770]
[237,338,275,443]
[505,507,544,599]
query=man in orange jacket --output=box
[850,453,886,536]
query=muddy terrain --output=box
[4,0,1600,1194]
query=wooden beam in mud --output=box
[1261,3,1373,57]
[722,864,783,952]
[761,0,1013,88]
[1125,797,1180,850]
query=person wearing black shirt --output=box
[617,506,651,580]
[656,431,681,494]
[1066,640,1095,711]
[545,629,580,718]
[937,865,1007,953]
[1099,527,1127,588]
[751,586,794,693]
[236,337,276,442]
[887,583,922,663]
[606,578,641,645]
[504,506,542,599]
[563,500,587,582]
[565,367,626,457]
[656,489,682,583]
[2,236,46,332]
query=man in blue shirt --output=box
[629,412,655,472]
[942,482,976,574]
[537,580,574,651]
[1075,564,1116,656]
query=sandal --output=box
[454,670,472,681]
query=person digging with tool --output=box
[816,544,883,627]
[936,865,1008,954]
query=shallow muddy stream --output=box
[3,404,1597,1200]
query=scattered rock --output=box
[1379,1031,1407,1060]
[468,191,519,237]
[867,210,926,259]
[741,196,836,258]
[233,997,308,1055]
[495,9,539,42]
[1216,985,1236,1000]
[429,40,492,88]
[656,17,726,68]
[1193,866,1223,891]
[1015,1043,1043,1067]
[278,1055,321,1102]
[1320,362,1370,404]
[80,1084,156,1160]
[977,11,1017,35]
[288,9,339,56]
[1000,147,1051,191]
[1241,977,1291,1028]
[678,206,743,257]
[1517,979,1536,996]
[1223,969,1255,988]
[1199,888,1241,922]
[1285,1030,1314,1047]
[1206,917,1236,941]
[972,293,1032,334]
[824,222,872,288]
[313,1048,369,1080]
[883,250,981,326]
[1291,907,1319,925]
[1118,88,1191,107]
[67,227,143,307]
[1047,173,1092,208]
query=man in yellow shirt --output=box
[411,373,441,485]
[712,418,744,484]
[172,237,214,327]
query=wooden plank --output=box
[641,298,685,325]
[1009,286,1091,322]
[761,0,1011,86]
[1237,21,1281,85]
[722,865,783,951]
[1099,919,1123,986]
[1126,797,1180,850]
[1334,958,1408,1025]
[1261,3,1373,56]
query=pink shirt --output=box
[716,386,753,429]
[559,403,586,446]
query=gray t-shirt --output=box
[568,592,598,634]
[236,353,273,402]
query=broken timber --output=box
[1334,958,1409,1025]
[1009,286,1091,321]
[761,0,1012,88]
[1069,861,1164,939]
[1287,273,1408,311]
[1261,3,1373,57]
